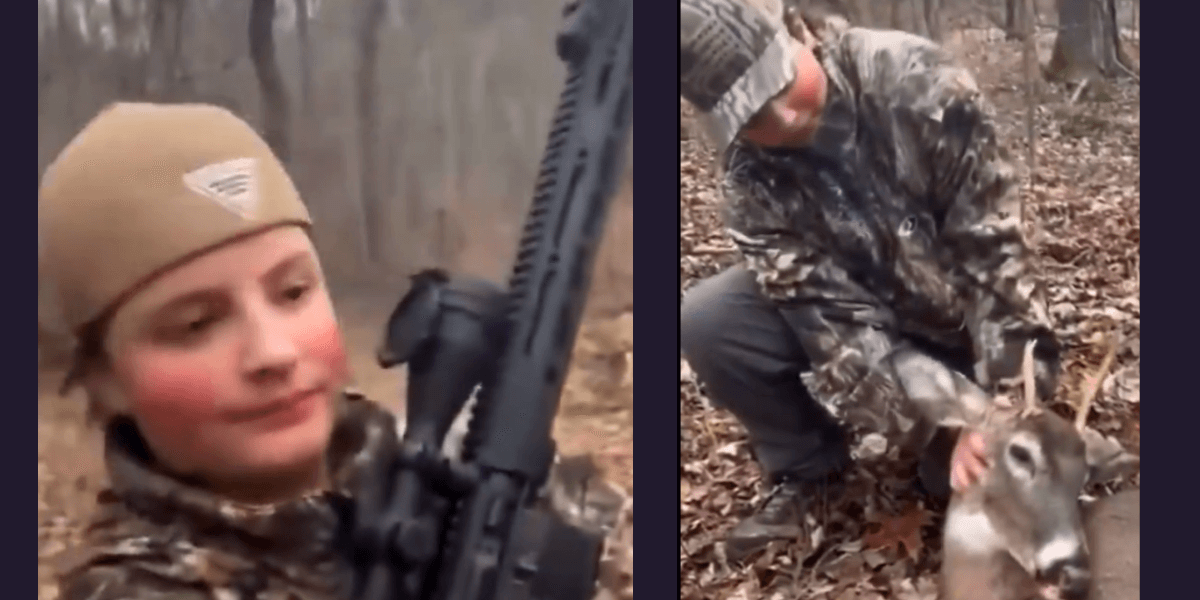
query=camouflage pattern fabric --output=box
[57,392,629,600]
[718,24,1061,458]
[681,0,799,150]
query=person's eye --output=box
[160,314,217,343]
[189,316,214,331]
[281,282,312,303]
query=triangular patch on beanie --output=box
[183,158,259,219]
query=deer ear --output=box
[889,348,990,428]
[1080,427,1140,485]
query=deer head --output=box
[941,339,1139,600]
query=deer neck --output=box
[943,494,1045,600]
[944,494,1007,558]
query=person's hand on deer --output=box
[949,428,990,493]
[680,0,1064,559]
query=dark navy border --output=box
[633,0,683,597]
[32,3,1186,600]
[1140,5,1191,596]
[29,0,43,594]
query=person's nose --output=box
[240,302,299,383]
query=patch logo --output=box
[183,158,258,219]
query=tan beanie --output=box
[39,102,312,338]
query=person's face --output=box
[100,226,348,491]
[739,41,828,148]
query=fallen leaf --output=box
[862,504,934,562]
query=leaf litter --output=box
[680,30,1140,600]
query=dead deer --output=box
[939,340,1139,600]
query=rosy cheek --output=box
[785,47,825,118]
[297,304,349,384]
[125,358,222,445]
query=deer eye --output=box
[1008,444,1034,466]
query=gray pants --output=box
[681,267,968,491]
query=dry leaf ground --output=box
[681,28,1139,600]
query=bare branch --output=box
[1022,339,1038,410]
[1076,335,1119,431]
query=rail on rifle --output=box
[350,0,633,599]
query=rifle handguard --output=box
[352,0,631,596]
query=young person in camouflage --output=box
[680,0,1061,557]
[40,103,624,599]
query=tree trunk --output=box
[296,0,314,116]
[249,0,293,164]
[163,0,191,98]
[1004,0,1032,41]
[923,0,940,41]
[1046,0,1136,83]
[891,0,903,31]
[1022,0,1036,215]
[439,68,458,251]
[355,0,389,264]
[108,0,148,98]
[54,0,83,115]
[146,0,185,98]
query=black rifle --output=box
[350,0,633,598]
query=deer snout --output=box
[1037,553,1091,600]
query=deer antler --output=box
[1075,334,1119,431]
[1021,339,1039,412]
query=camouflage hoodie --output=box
[57,392,629,600]
[710,16,1061,457]
[56,392,394,600]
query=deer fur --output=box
[939,340,1139,600]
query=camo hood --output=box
[55,391,391,600]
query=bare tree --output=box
[1004,0,1033,40]
[1046,0,1136,85]
[922,0,940,41]
[109,0,147,97]
[1021,0,1036,221]
[39,0,574,287]
[249,0,293,163]
[296,0,314,116]
[355,0,389,264]
[53,0,85,109]
[151,0,188,98]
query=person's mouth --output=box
[228,387,324,424]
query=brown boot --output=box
[725,473,844,561]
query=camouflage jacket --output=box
[57,392,630,600]
[717,23,1061,457]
